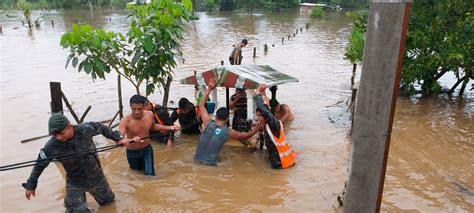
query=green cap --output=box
[48,113,69,134]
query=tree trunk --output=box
[458,69,471,96]
[162,76,173,108]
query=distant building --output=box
[127,0,152,5]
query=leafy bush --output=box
[311,7,324,19]
[202,0,218,12]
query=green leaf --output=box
[91,36,101,49]
[84,61,93,74]
[146,83,155,95]
[65,55,74,69]
[144,36,154,54]
[72,57,79,68]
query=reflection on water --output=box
[0,10,472,212]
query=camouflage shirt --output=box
[22,122,122,190]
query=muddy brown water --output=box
[0,10,472,212]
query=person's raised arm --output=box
[199,78,216,128]
[229,93,241,109]
[255,84,281,137]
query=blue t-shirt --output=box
[194,121,229,165]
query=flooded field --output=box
[0,9,472,212]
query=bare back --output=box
[275,104,294,122]
[120,111,154,150]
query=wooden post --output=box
[351,63,357,86]
[75,19,78,24]
[109,17,111,22]
[50,82,63,113]
[344,1,411,212]
[89,0,94,25]
[282,37,284,44]
[253,47,256,58]
[300,27,302,33]
[295,29,298,34]
[221,60,224,65]
[61,92,80,124]
[0,25,2,34]
[287,35,290,40]
[51,20,54,28]
[117,75,123,119]
[226,87,230,126]
[79,106,92,123]
[293,33,296,37]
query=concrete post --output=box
[344,1,411,212]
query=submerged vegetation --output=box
[344,1,473,96]
[310,6,324,19]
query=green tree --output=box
[311,7,325,19]
[60,0,192,98]
[235,0,264,15]
[344,12,367,64]
[344,1,473,96]
[401,1,473,96]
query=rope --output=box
[0,133,164,172]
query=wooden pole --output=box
[51,20,54,28]
[351,63,357,86]
[108,110,120,128]
[221,60,224,65]
[0,25,3,34]
[117,75,123,119]
[79,105,92,123]
[61,92,80,124]
[253,47,256,58]
[282,37,284,44]
[89,0,94,25]
[344,1,411,212]
[226,87,230,126]
[50,82,63,114]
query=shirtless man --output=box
[119,95,180,176]
[274,100,294,123]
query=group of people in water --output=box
[22,39,296,212]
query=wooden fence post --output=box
[50,82,63,114]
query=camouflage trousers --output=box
[64,169,115,212]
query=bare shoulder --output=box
[120,115,132,124]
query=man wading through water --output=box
[255,84,296,169]
[194,78,261,166]
[22,113,128,212]
[229,39,248,65]
[119,95,180,176]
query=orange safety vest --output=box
[265,121,295,169]
[152,111,169,134]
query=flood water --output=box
[0,10,472,212]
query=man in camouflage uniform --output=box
[22,113,127,212]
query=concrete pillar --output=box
[344,1,411,212]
